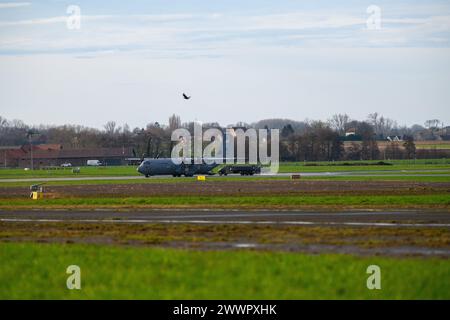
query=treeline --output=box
[0,114,447,161]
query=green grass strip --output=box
[0,242,449,299]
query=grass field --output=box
[0,242,448,299]
[0,194,448,209]
[1,159,448,300]
[0,166,138,178]
[415,142,450,150]
[278,161,450,173]
[0,159,449,179]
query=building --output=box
[0,144,134,168]
[386,136,402,142]
[345,128,357,137]
[0,146,26,168]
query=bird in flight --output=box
[182,93,191,100]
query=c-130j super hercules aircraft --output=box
[137,158,219,177]
[137,92,221,177]
[137,92,220,177]
[137,93,264,177]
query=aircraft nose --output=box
[137,164,144,174]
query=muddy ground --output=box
[1,221,448,257]
[1,180,450,198]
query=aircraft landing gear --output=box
[183,167,193,177]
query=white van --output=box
[87,160,101,166]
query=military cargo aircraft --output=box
[137,158,219,177]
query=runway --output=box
[1,209,449,228]
[0,168,449,183]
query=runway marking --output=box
[0,210,430,218]
[1,218,449,228]
[121,212,423,219]
[234,243,258,248]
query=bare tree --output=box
[424,119,441,130]
[328,113,350,136]
[403,135,416,159]
[11,119,27,129]
[168,114,181,131]
[104,121,117,136]
[0,116,8,128]
[367,112,379,130]
[122,123,130,134]
[368,113,397,137]
[358,121,379,160]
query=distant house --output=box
[345,128,356,137]
[414,126,449,141]
[386,136,402,142]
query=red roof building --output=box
[0,144,133,168]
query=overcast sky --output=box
[0,0,449,129]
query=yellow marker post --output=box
[197,175,206,181]
[32,192,43,200]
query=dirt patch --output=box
[1,180,449,198]
[1,221,448,257]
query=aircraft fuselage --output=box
[137,158,218,177]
